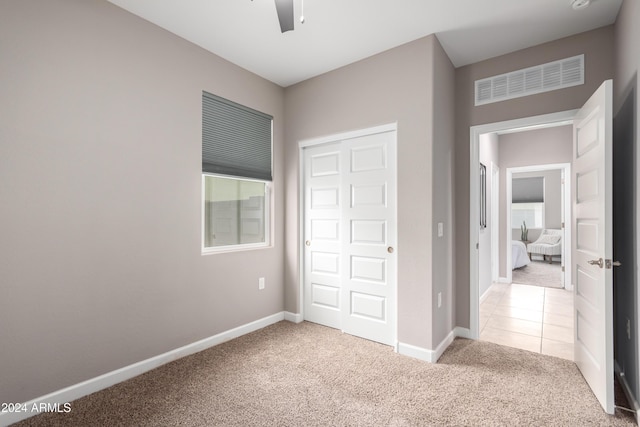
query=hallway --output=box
[480,282,574,360]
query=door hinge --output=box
[561,222,565,229]
[562,266,565,272]
[605,259,622,269]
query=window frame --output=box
[201,173,272,254]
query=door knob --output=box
[588,258,603,268]
[305,240,311,246]
[387,246,394,253]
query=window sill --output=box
[201,243,272,256]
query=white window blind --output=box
[512,177,544,203]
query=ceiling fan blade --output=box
[274,0,294,33]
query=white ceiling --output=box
[107,0,622,88]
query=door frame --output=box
[490,163,500,284]
[297,122,398,346]
[505,163,571,287]
[469,110,577,339]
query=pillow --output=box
[537,234,561,245]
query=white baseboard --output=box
[497,277,510,284]
[433,330,456,361]
[397,342,433,362]
[284,311,303,323]
[0,312,286,427]
[454,327,473,339]
[398,330,456,363]
[480,287,493,303]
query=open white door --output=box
[572,79,614,414]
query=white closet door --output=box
[303,142,343,329]
[341,131,397,346]
[303,127,397,346]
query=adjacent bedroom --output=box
[510,173,565,289]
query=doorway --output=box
[470,80,616,414]
[477,122,574,360]
[298,124,398,347]
[469,110,577,340]
[505,163,571,289]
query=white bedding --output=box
[512,240,530,270]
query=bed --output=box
[512,240,531,270]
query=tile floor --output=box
[479,282,574,360]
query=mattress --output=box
[512,240,530,270]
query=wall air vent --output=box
[474,54,584,106]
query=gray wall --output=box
[284,35,455,351]
[0,0,285,404]
[454,26,615,328]
[431,37,456,346]
[497,126,572,277]
[613,0,640,407]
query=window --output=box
[202,92,272,252]
[512,176,545,229]
[512,202,544,229]
[203,175,270,249]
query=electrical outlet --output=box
[438,292,442,308]
[259,277,265,290]
[627,318,631,340]
[437,222,444,237]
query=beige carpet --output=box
[14,321,634,426]
[512,260,563,288]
